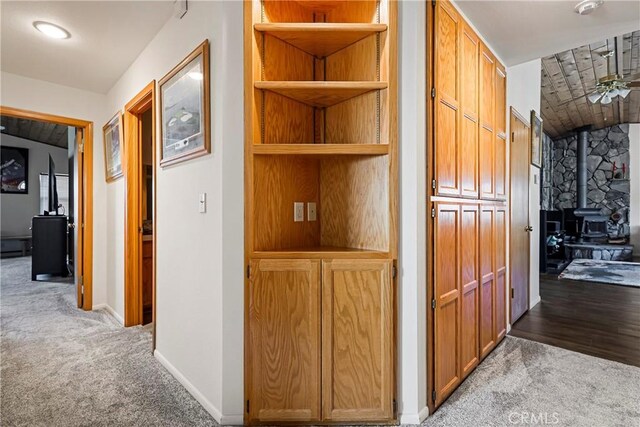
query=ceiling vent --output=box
[574,0,604,15]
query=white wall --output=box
[398,0,428,423]
[104,2,244,423]
[0,71,109,306]
[0,134,68,236]
[506,59,542,309]
[629,124,640,255]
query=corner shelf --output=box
[293,0,347,12]
[255,81,387,108]
[254,23,387,58]
[253,144,389,156]
[253,247,389,259]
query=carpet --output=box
[559,259,640,288]
[422,337,640,427]
[0,256,219,426]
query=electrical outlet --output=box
[294,202,304,222]
[307,202,317,221]
[199,193,206,213]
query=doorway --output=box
[0,106,94,310]
[123,82,156,336]
[509,107,531,323]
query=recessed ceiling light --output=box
[574,0,604,15]
[33,21,71,39]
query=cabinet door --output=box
[434,0,461,197]
[433,204,460,406]
[479,46,495,200]
[321,259,393,422]
[460,204,479,377]
[248,259,321,423]
[494,206,507,341]
[495,64,507,200]
[460,24,479,198]
[479,205,495,358]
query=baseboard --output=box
[92,303,124,326]
[154,350,243,425]
[530,295,541,309]
[399,405,429,425]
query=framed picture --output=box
[530,110,543,168]
[103,112,124,182]
[159,40,210,167]
[1,146,29,194]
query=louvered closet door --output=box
[494,206,507,341]
[460,24,479,198]
[479,205,495,358]
[460,204,479,377]
[479,46,495,200]
[433,203,461,406]
[494,64,507,200]
[434,1,461,197]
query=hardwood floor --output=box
[510,274,640,367]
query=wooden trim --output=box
[123,81,156,328]
[102,112,124,183]
[158,40,210,167]
[510,106,530,128]
[426,0,435,415]
[0,106,94,311]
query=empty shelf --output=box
[255,81,387,108]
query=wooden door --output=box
[75,128,84,308]
[479,46,495,200]
[460,204,479,377]
[434,0,461,197]
[248,259,321,423]
[494,205,507,341]
[433,203,460,405]
[321,259,394,422]
[494,64,507,200]
[460,24,479,198]
[510,110,530,323]
[479,205,495,358]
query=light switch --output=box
[294,202,304,222]
[307,202,317,221]
[199,193,206,213]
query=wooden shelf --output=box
[255,23,387,58]
[253,144,389,156]
[293,0,347,11]
[255,81,387,108]
[253,246,389,259]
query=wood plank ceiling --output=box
[0,116,69,149]
[541,31,640,139]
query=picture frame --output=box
[103,112,124,182]
[530,110,543,168]
[159,40,210,167]
[1,146,29,194]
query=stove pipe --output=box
[576,127,590,209]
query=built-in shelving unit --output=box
[244,0,397,425]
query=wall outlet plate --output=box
[199,192,206,213]
[294,202,304,222]
[307,202,317,221]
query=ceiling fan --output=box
[587,40,640,105]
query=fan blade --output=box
[622,72,640,82]
[628,81,640,88]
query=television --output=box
[47,155,59,215]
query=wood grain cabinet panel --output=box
[479,46,495,200]
[479,205,495,358]
[494,206,507,341]
[460,204,479,377]
[321,259,393,422]
[460,24,479,198]
[433,204,461,405]
[494,65,507,200]
[248,259,321,423]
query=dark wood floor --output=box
[510,274,640,367]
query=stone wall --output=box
[541,132,554,211]
[549,124,630,227]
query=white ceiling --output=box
[455,0,640,66]
[1,1,175,94]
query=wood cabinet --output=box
[248,259,322,423]
[321,260,393,422]
[245,0,397,424]
[430,0,507,410]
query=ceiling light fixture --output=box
[574,0,604,15]
[33,21,71,39]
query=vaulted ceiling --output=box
[0,116,69,149]
[540,31,640,139]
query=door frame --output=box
[508,107,530,324]
[0,106,94,310]
[123,81,156,340]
